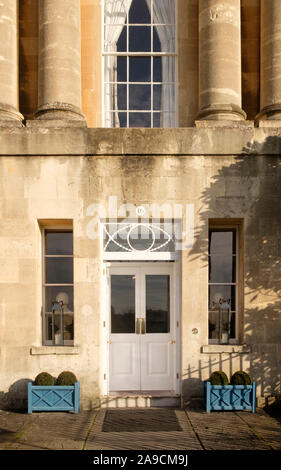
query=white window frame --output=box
[42,227,74,346]
[102,0,178,128]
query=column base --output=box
[196,103,247,121]
[255,104,281,124]
[35,102,86,122]
[0,103,24,123]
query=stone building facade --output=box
[0,0,280,410]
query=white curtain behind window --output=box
[104,0,132,127]
[146,0,176,127]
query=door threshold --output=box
[101,392,181,409]
[108,391,179,397]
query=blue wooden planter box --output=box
[205,381,256,413]
[28,382,80,414]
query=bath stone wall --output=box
[0,126,280,408]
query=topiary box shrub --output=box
[205,371,256,413]
[27,372,80,414]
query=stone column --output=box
[0,0,23,122]
[35,0,85,121]
[258,0,281,121]
[197,0,246,121]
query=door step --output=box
[101,393,181,409]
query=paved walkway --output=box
[1,406,281,451]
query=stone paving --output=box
[0,406,281,451]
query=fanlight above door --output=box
[102,221,179,260]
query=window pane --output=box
[46,314,63,345]
[105,112,127,128]
[153,26,175,53]
[45,286,74,312]
[45,258,73,284]
[209,230,236,255]
[117,26,127,52]
[230,311,236,339]
[209,310,235,341]
[209,285,236,311]
[153,85,162,110]
[104,26,126,52]
[209,311,219,340]
[118,112,128,127]
[209,255,236,283]
[129,26,151,52]
[64,314,74,341]
[129,56,151,82]
[153,56,162,82]
[129,112,151,127]
[45,314,53,342]
[146,275,170,333]
[105,84,127,111]
[129,85,151,110]
[152,112,161,127]
[117,84,127,110]
[153,0,175,25]
[129,0,151,24]
[45,231,73,255]
[153,27,161,52]
[117,56,127,82]
[111,275,135,333]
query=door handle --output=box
[136,318,146,334]
[141,318,146,335]
[136,318,141,335]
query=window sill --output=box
[201,344,252,354]
[30,346,80,356]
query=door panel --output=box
[140,338,173,390]
[109,336,141,390]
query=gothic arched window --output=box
[103,0,177,128]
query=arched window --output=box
[103,0,177,128]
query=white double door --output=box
[108,263,176,392]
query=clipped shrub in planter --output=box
[208,371,229,385]
[205,370,256,413]
[34,372,55,386]
[56,371,77,386]
[230,370,252,385]
[28,371,80,414]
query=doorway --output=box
[107,262,178,392]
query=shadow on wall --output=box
[0,379,32,412]
[183,135,281,400]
